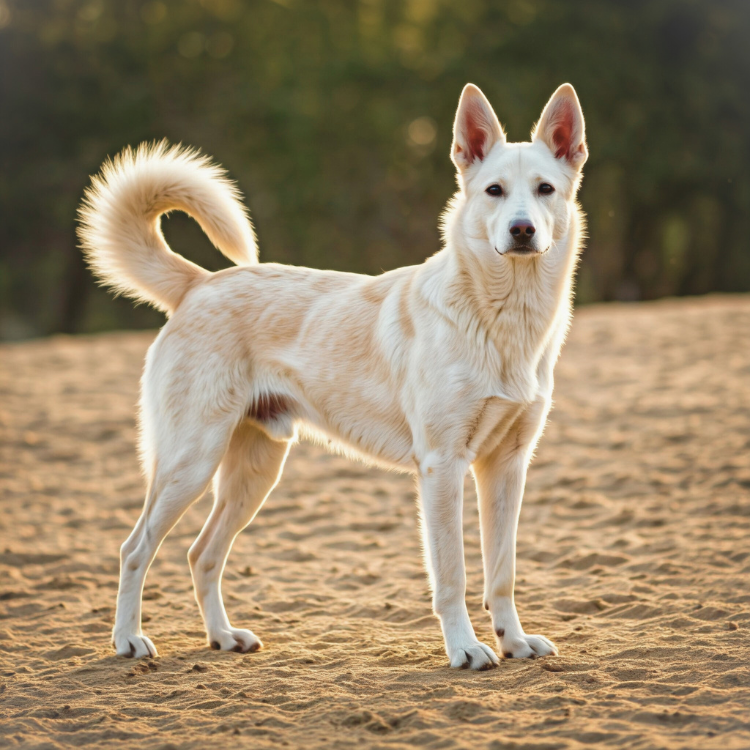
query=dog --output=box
[79,83,587,670]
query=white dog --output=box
[79,83,587,670]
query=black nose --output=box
[510,220,535,239]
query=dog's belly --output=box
[300,420,414,471]
[242,380,413,469]
[299,379,415,470]
[243,360,414,470]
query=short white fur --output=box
[78,83,588,668]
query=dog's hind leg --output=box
[112,415,238,659]
[188,420,290,653]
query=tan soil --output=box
[1,295,749,749]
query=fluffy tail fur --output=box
[78,141,257,314]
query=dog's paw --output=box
[497,631,557,659]
[447,640,499,670]
[113,632,158,659]
[208,628,263,654]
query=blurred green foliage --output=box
[1,0,749,338]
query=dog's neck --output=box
[454,219,580,326]
[422,199,583,395]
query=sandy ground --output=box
[1,296,749,750]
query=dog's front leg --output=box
[418,455,499,670]
[473,414,558,660]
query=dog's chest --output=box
[479,286,569,402]
[460,314,562,459]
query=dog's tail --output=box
[78,140,257,314]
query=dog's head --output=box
[448,83,587,260]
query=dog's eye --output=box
[486,184,503,197]
[539,183,555,195]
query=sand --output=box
[1,295,749,750]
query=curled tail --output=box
[78,141,257,314]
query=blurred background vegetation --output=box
[1,0,749,338]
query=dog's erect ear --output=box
[533,84,588,171]
[451,84,505,172]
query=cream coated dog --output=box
[79,83,587,670]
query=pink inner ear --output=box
[551,100,575,160]
[465,101,489,162]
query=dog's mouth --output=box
[496,246,547,257]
